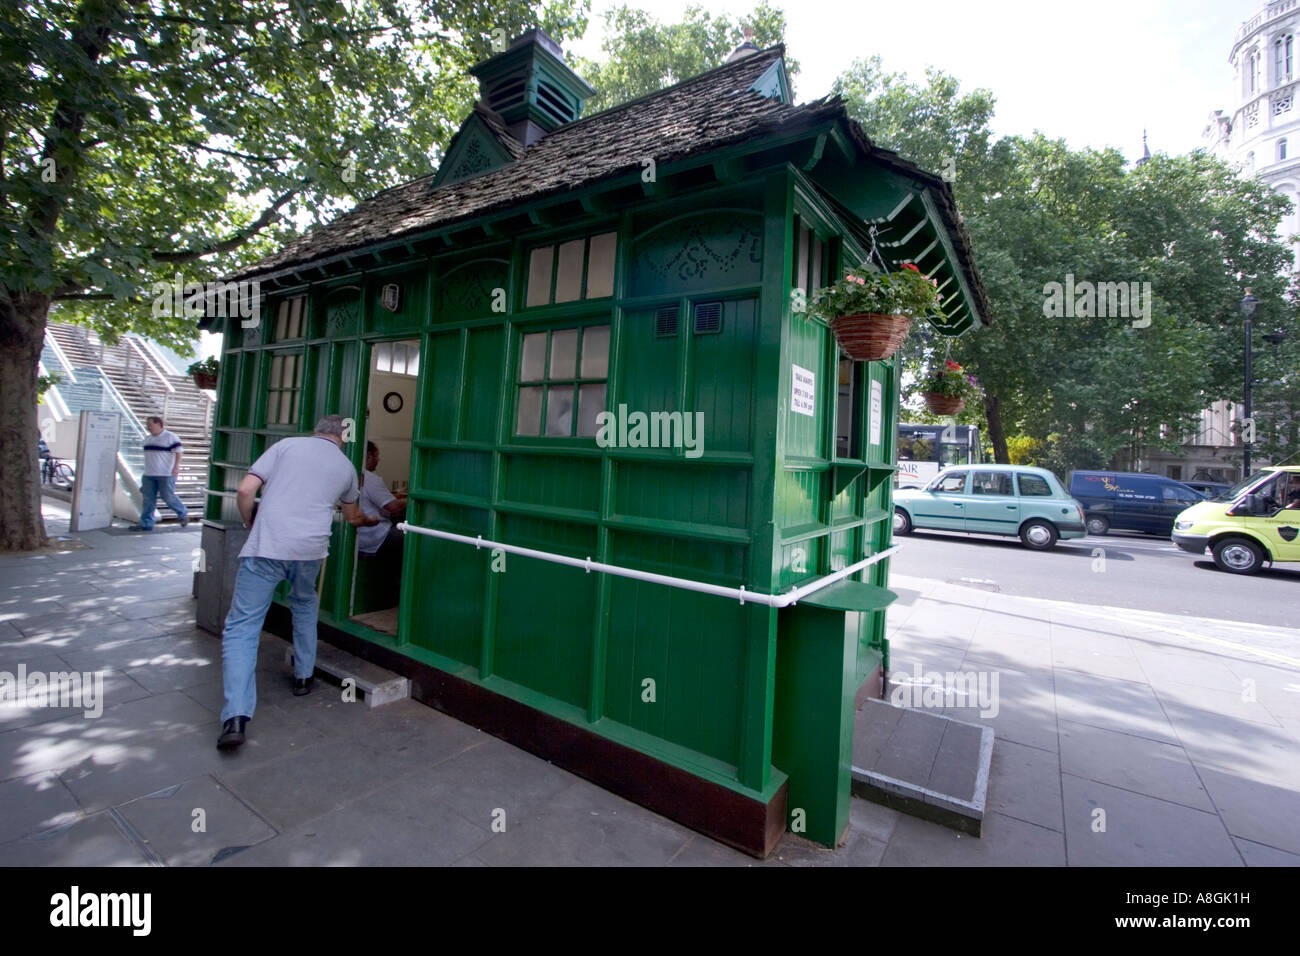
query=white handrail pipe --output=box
[396,522,899,608]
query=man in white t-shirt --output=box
[357,441,407,560]
[131,416,188,531]
[217,415,380,751]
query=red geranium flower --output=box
[945,359,961,370]
[901,263,920,272]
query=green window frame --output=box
[265,349,303,427]
[514,323,610,438]
[524,232,618,307]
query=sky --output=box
[567,0,1259,161]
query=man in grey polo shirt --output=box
[217,415,379,750]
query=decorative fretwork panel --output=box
[628,211,763,298]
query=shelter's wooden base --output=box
[265,604,788,858]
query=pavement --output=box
[1,497,1297,866]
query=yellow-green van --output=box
[1172,466,1300,574]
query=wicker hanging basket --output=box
[192,372,217,390]
[829,313,912,361]
[922,392,966,415]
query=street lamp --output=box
[1240,290,1257,477]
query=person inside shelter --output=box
[358,440,407,561]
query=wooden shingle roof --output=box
[230,45,991,325]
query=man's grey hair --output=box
[314,414,346,438]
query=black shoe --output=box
[217,716,248,750]
[293,677,313,697]
[179,515,190,528]
[128,525,150,532]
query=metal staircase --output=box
[42,324,213,519]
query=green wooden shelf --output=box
[798,580,897,613]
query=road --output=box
[890,526,1298,628]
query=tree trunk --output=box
[984,391,1009,464]
[0,294,53,552]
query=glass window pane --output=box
[279,391,293,424]
[586,233,617,298]
[288,296,303,338]
[797,226,810,294]
[516,386,543,435]
[270,355,283,387]
[520,333,546,381]
[276,300,289,340]
[545,385,574,436]
[526,246,554,307]
[549,328,578,378]
[577,383,606,437]
[290,390,300,424]
[811,238,824,292]
[407,349,418,377]
[1017,474,1052,497]
[554,239,585,303]
[580,325,610,379]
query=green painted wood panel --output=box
[690,297,757,454]
[404,502,490,665]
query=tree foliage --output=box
[574,2,795,113]
[835,57,1298,474]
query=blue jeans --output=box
[221,557,323,722]
[139,475,187,530]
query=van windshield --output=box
[1219,471,1277,502]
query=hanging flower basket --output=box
[829,313,913,361]
[813,262,945,362]
[922,392,966,415]
[187,357,219,391]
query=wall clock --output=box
[383,391,403,413]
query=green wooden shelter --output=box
[200,30,991,857]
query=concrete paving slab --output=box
[1132,645,1247,694]
[0,810,151,866]
[1051,669,1179,744]
[1150,679,1283,728]
[115,775,277,867]
[400,735,577,829]
[984,738,1062,832]
[963,630,1053,671]
[0,770,83,845]
[1060,774,1242,866]
[1058,719,1215,812]
[1233,836,1300,866]
[848,793,903,843]
[1194,766,1300,856]
[767,830,888,867]
[217,736,417,831]
[665,832,759,866]
[1160,700,1300,790]
[879,810,1065,866]
[1051,643,1148,682]
[471,777,693,867]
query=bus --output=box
[897,423,983,489]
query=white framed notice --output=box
[69,410,121,532]
[869,379,883,448]
[791,364,815,417]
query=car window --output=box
[933,471,968,494]
[972,471,1014,495]
[1017,474,1053,497]
[1162,485,1198,504]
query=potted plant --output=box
[918,358,979,415]
[812,262,946,361]
[187,356,219,390]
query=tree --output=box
[574,2,795,112]
[834,57,1297,473]
[0,0,587,551]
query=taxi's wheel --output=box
[1020,519,1059,550]
[1212,537,1264,575]
[893,508,913,535]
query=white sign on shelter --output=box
[791,364,815,417]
